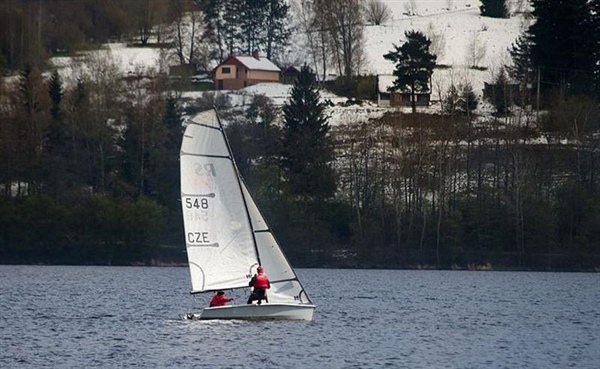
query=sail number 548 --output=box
[185,197,209,209]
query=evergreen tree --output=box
[480,0,508,18]
[384,30,437,113]
[444,83,478,116]
[444,83,461,116]
[157,95,183,207]
[490,68,511,116]
[528,0,594,97]
[590,0,600,97]
[281,65,335,200]
[460,83,478,115]
[240,0,268,55]
[264,0,291,61]
[17,65,50,193]
[67,78,92,188]
[45,69,70,197]
[48,70,63,121]
[201,0,290,61]
[507,35,533,88]
[200,0,226,61]
[222,0,243,56]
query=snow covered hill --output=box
[47,0,530,122]
[354,0,529,114]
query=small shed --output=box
[282,65,302,84]
[377,74,431,108]
[483,82,520,103]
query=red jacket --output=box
[209,294,233,307]
[253,272,270,289]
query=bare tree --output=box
[427,22,446,62]
[364,0,391,26]
[466,32,486,68]
[318,0,366,81]
[292,0,331,81]
[130,0,166,45]
[76,50,123,192]
[404,0,418,16]
[168,0,204,69]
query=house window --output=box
[222,67,231,74]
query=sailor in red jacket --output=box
[209,291,233,307]
[247,266,270,305]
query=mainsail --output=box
[180,109,311,305]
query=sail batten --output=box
[180,152,230,159]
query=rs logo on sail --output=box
[194,163,216,177]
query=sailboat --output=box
[180,108,316,321]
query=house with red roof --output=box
[213,51,281,90]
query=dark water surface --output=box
[1,266,598,368]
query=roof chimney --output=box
[252,50,260,60]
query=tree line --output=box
[0,0,292,75]
[0,53,185,264]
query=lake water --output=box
[1,266,598,368]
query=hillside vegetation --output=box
[1,0,600,271]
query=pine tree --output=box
[384,30,437,113]
[491,68,510,116]
[264,0,291,61]
[45,69,69,197]
[507,35,533,87]
[48,70,63,121]
[528,0,594,96]
[480,0,508,18]
[222,0,243,55]
[17,65,50,193]
[240,0,268,55]
[201,0,227,61]
[444,83,477,116]
[201,0,290,61]
[156,95,183,208]
[281,65,335,200]
[460,83,478,115]
[66,77,91,187]
[590,0,600,97]
[444,84,461,116]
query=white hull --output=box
[193,303,315,321]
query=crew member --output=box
[209,290,233,307]
[247,266,270,305]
